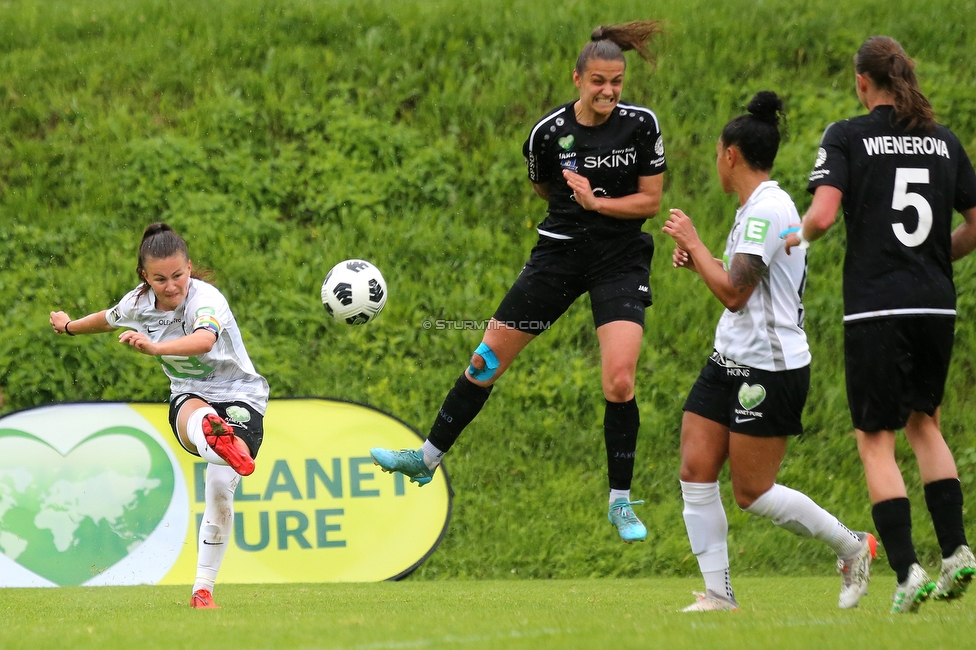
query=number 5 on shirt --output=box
[891,167,932,247]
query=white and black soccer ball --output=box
[321,259,388,325]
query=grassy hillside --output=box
[2,0,976,579]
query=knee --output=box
[603,372,635,403]
[732,482,768,510]
[733,490,758,510]
[856,430,897,465]
[206,466,240,501]
[680,457,716,484]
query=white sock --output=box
[609,489,631,505]
[681,480,735,602]
[421,440,445,470]
[745,484,862,558]
[192,464,240,593]
[186,407,228,466]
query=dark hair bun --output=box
[747,91,783,126]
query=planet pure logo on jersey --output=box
[558,135,575,150]
[0,400,449,586]
[0,404,188,587]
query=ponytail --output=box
[855,36,935,132]
[575,20,664,75]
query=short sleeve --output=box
[635,114,667,177]
[732,209,777,266]
[105,288,144,329]
[953,138,976,212]
[807,122,848,195]
[185,286,230,338]
[523,128,554,184]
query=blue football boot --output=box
[370,448,435,486]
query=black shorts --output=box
[683,352,809,437]
[168,393,265,459]
[844,316,954,432]
[493,232,654,334]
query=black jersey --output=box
[808,105,976,321]
[522,101,666,240]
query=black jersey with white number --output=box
[808,105,976,321]
[522,101,666,240]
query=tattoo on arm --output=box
[729,253,768,294]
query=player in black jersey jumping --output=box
[785,36,976,613]
[371,21,666,543]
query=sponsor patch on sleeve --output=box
[743,217,770,243]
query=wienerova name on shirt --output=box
[862,135,950,159]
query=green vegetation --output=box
[1,579,973,649]
[2,0,976,583]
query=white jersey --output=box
[106,278,270,413]
[713,180,811,371]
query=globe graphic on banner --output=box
[0,427,175,586]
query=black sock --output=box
[873,498,918,583]
[604,398,639,490]
[426,373,493,453]
[924,478,968,558]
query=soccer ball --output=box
[321,259,388,325]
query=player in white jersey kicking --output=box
[50,222,270,610]
[663,91,875,612]
[786,36,976,613]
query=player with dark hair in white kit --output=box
[50,222,269,610]
[786,36,976,613]
[371,21,667,542]
[664,91,875,612]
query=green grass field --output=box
[2,578,973,649]
[3,0,976,644]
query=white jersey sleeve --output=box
[728,199,782,266]
[105,287,153,329]
[184,285,229,339]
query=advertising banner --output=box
[0,399,450,586]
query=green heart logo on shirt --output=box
[558,135,575,150]
[0,427,175,586]
[738,383,767,410]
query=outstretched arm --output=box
[50,310,115,336]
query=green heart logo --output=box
[558,135,574,150]
[0,426,175,586]
[738,383,767,410]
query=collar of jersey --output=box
[737,179,780,215]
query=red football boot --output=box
[190,589,219,609]
[201,413,255,476]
